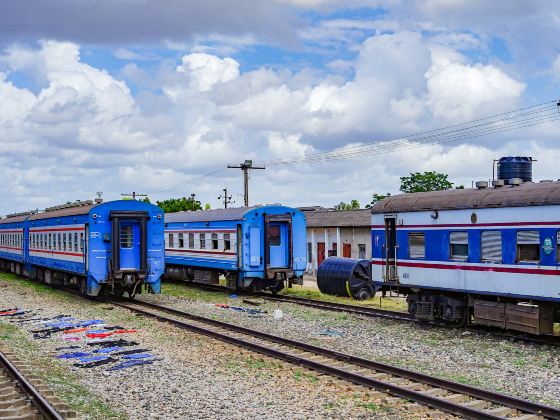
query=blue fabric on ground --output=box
[79,320,105,327]
[122,353,154,360]
[57,352,91,359]
[86,329,110,334]
[76,355,111,363]
[93,346,123,354]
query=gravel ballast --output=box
[0,276,428,419]
[138,283,560,409]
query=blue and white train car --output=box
[0,199,165,297]
[371,181,560,334]
[0,214,26,273]
[164,206,306,292]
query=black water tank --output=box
[317,257,375,300]
[497,156,532,183]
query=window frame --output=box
[408,232,426,259]
[449,231,469,261]
[516,230,540,264]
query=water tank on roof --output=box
[497,156,532,184]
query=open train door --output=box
[384,215,399,284]
[265,214,292,270]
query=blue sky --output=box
[0,1,559,213]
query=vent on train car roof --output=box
[45,199,94,212]
[5,210,38,218]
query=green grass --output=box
[281,286,408,312]
[0,323,125,419]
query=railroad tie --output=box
[484,406,514,417]
[440,393,469,404]
[460,399,489,410]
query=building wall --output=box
[305,227,371,274]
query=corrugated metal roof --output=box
[27,205,95,221]
[371,181,560,213]
[165,206,260,223]
[304,209,370,228]
[0,215,29,225]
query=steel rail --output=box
[0,350,64,420]
[112,298,560,419]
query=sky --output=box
[0,0,559,213]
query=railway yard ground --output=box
[0,273,559,419]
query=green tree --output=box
[400,171,454,193]
[204,203,211,210]
[365,193,391,208]
[156,196,202,213]
[334,199,360,211]
[141,197,151,204]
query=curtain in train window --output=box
[408,232,425,259]
[450,231,468,260]
[517,230,540,263]
[178,233,184,248]
[224,234,231,251]
[481,231,502,262]
[168,233,174,248]
[74,233,78,252]
[199,233,206,249]
[189,233,194,249]
[212,233,218,250]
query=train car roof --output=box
[165,206,262,223]
[0,214,29,225]
[27,204,96,221]
[371,181,560,214]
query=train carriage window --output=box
[179,233,184,248]
[450,231,468,260]
[63,233,67,251]
[189,233,194,249]
[517,230,540,263]
[408,232,425,259]
[481,231,502,262]
[269,225,281,246]
[168,233,174,248]
[120,226,133,248]
[74,233,78,252]
[211,233,218,250]
[80,233,84,253]
[200,233,206,249]
[48,233,52,250]
[224,234,231,251]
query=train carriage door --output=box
[119,221,141,270]
[384,215,399,283]
[265,214,292,269]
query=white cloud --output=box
[175,52,240,93]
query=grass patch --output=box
[293,369,319,383]
[281,286,408,312]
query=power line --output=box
[143,98,560,193]
[218,188,233,209]
[227,160,265,207]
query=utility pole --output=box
[121,191,147,200]
[227,160,265,207]
[190,193,196,211]
[218,188,233,209]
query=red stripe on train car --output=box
[30,227,85,233]
[371,259,560,276]
[165,248,236,256]
[371,221,560,229]
[30,249,84,257]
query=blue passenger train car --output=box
[371,181,560,335]
[0,199,164,297]
[164,205,306,292]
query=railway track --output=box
[0,346,71,420]
[111,298,559,420]
[179,282,560,347]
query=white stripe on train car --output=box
[29,250,84,263]
[371,258,560,300]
